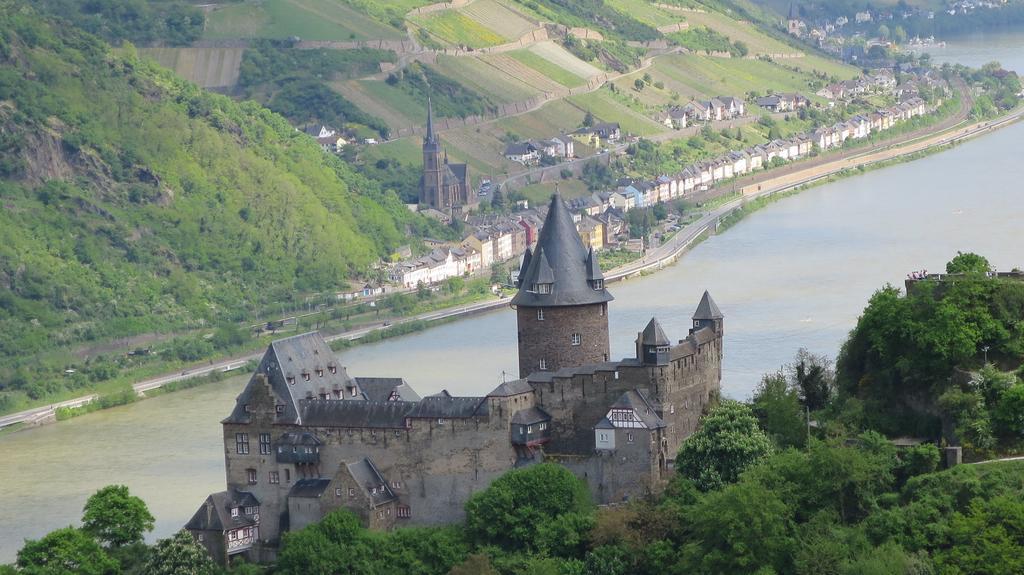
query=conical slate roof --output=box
[511,194,614,308]
[692,290,723,320]
[424,96,440,149]
[788,2,799,19]
[585,247,603,281]
[640,318,670,346]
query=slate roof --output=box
[693,290,723,320]
[488,379,534,397]
[225,332,358,426]
[640,318,671,346]
[355,377,422,402]
[405,395,488,419]
[610,389,666,429]
[185,490,260,532]
[511,194,614,308]
[289,478,331,498]
[347,458,397,507]
[511,406,551,425]
[299,400,415,429]
[595,417,615,430]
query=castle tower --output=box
[787,3,802,36]
[691,290,724,336]
[420,97,445,209]
[636,317,671,366]
[512,194,613,378]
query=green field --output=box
[681,9,796,55]
[568,91,667,136]
[459,0,537,39]
[497,99,588,139]
[204,0,405,41]
[362,137,424,166]
[604,0,684,27]
[414,10,508,48]
[508,50,587,88]
[646,54,834,103]
[434,55,541,102]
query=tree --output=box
[582,110,595,127]
[490,187,505,211]
[464,463,592,554]
[81,485,154,548]
[946,251,991,274]
[877,25,891,41]
[751,371,806,448]
[17,527,118,575]
[937,495,1024,574]
[676,400,774,491]
[789,349,835,411]
[634,78,645,91]
[277,511,371,575]
[143,530,219,575]
[893,26,908,44]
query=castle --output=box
[185,195,723,565]
[419,97,471,212]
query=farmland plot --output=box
[528,41,602,79]
[414,11,507,47]
[459,0,537,40]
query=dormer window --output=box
[316,369,324,377]
[328,365,337,375]
[592,279,604,290]
[276,405,284,414]
[536,283,552,294]
[302,372,311,382]
[286,376,296,385]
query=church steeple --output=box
[425,95,438,146]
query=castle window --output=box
[571,333,581,346]
[599,304,605,316]
[245,506,256,515]
[627,433,634,443]
[259,433,271,455]
[336,488,342,496]
[526,425,533,434]
[198,534,204,542]
[246,469,257,484]
[276,405,285,414]
[371,487,377,495]
[392,481,402,489]
[286,376,295,385]
[437,418,446,425]
[394,430,401,437]
[269,472,279,484]
[540,422,548,431]
[231,507,239,518]
[536,283,552,294]
[539,358,547,371]
[537,309,545,321]
[350,387,358,397]
[593,279,604,290]
[235,433,249,455]
[349,488,355,497]
[302,372,311,382]
[387,508,391,517]
[284,468,291,483]
[398,506,411,518]
[317,369,324,377]
[319,393,328,400]
[329,365,337,374]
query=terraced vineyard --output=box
[481,54,568,94]
[676,9,795,55]
[496,100,588,139]
[604,0,686,27]
[139,47,244,89]
[527,41,603,79]
[333,80,422,130]
[568,91,668,136]
[509,50,586,88]
[414,10,507,47]
[648,54,838,104]
[434,55,541,102]
[459,0,537,40]
[204,0,406,40]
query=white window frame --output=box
[571,333,581,346]
[537,309,545,321]
[539,358,547,371]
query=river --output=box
[1,32,1023,563]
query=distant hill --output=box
[0,5,447,379]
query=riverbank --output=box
[2,100,1020,432]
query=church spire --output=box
[426,95,437,145]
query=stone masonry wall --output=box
[517,303,609,378]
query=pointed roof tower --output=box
[511,194,614,308]
[692,290,723,321]
[640,317,670,346]
[788,2,799,20]
[425,95,440,149]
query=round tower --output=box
[511,194,613,378]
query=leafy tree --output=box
[82,485,154,548]
[937,495,1024,574]
[634,78,645,91]
[449,554,499,575]
[946,252,991,274]
[678,481,794,574]
[464,463,592,554]
[582,111,595,127]
[789,349,835,411]
[491,188,506,211]
[994,383,1024,438]
[751,371,807,448]
[144,530,218,575]
[676,400,774,491]
[17,527,118,575]
[276,510,371,575]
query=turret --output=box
[636,318,670,366]
[512,194,613,378]
[691,290,724,336]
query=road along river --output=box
[1,32,1023,562]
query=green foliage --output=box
[836,254,1024,439]
[387,63,498,119]
[946,252,991,275]
[751,371,807,448]
[519,0,659,41]
[33,0,203,46]
[0,5,450,407]
[676,400,774,491]
[668,26,749,57]
[464,463,593,554]
[82,485,155,548]
[17,527,119,575]
[267,79,389,138]
[144,530,219,575]
[936,495,1024,574]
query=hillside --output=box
[0,4,449,401]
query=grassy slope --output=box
[204,0,406,41]
[0,5,441,400]
[413,11,507,48]
[509,49,587,88]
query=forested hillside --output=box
[0,4,446,397]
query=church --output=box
[419,98,471,212]
[185,194,723,566]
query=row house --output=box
[662,106,690,129]
[755,93,809,113]
[389,247,483,289]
